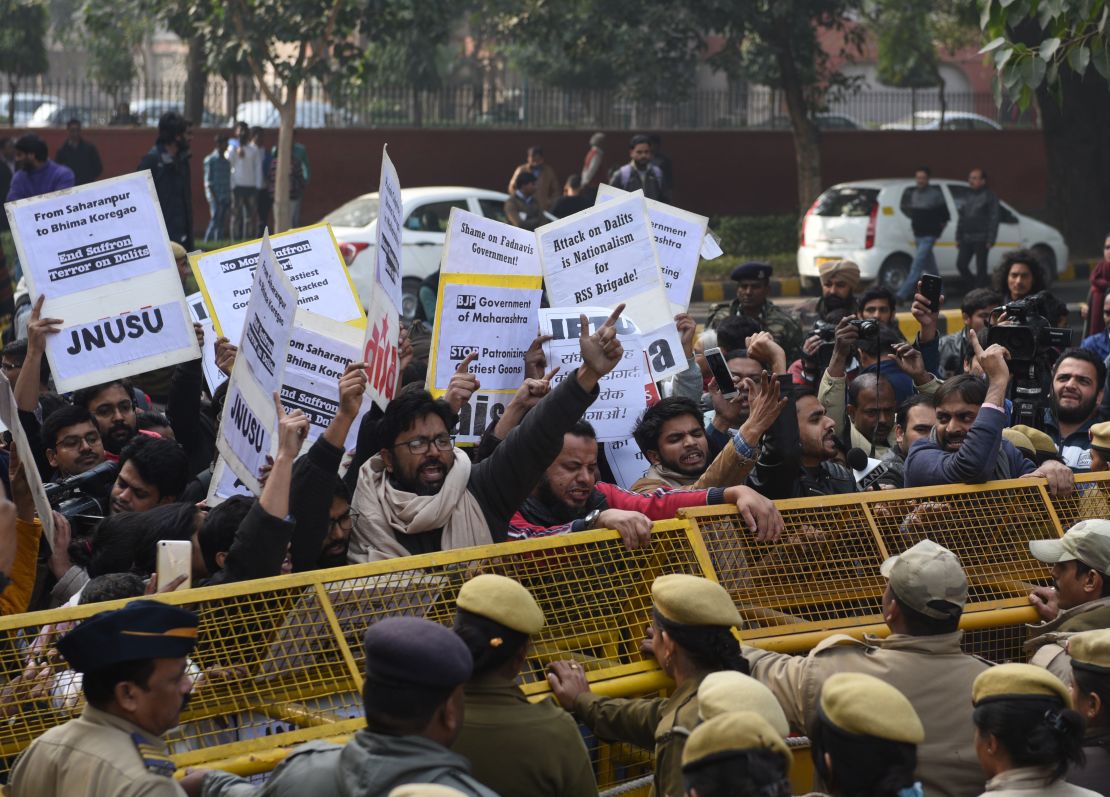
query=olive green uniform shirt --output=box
[573,674,703,797]
[452,675,598,797]
[706,300,803,361]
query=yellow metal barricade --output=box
[0,474,1099,790]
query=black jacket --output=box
[902,185,950,239]
[55,139,103,185]
[137,144,193,249]
[748,457,857,499]
[955,187,1000,245]
[289,435,345,571]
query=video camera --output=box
[44,460,117,534]
[985,291,1072,428]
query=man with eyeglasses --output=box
[72,381,141,459]
[42,405,106,480]
[348,306,629,561]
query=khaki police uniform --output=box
[453,675,597,797]
[1065,629,1110,791]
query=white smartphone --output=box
[704,347,739,400]
[156,540,193,592]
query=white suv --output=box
[797,178,1068,293]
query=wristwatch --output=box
[582,509,601,529]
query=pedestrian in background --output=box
[1086,232,1110,336]
[580,132,605,194]
[507,146,559,213]
[7,134,75,203]
[552,174,589,218]
[54,119,103,186]
[504,172,543,231]
[203,134,231,243]
[136,113,193,250]
[897,166,949,304]
[955,167,999,289]
[610,134,670,203]
[229,122,261,241]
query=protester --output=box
[503,171,543,230]
[938,288,1003,378]
[109,436,189,515]
[897,166,949,304]
[9,600,197,797]
[705,261,803,360]
[744,539,990,797]
[6,134,75,202]
[137,112,194,250]
[190,617,497,797]
[1026,519,1110,682]
[552,174,589,218]
[955,167,1000,288]
[609,134,669,202]
[54,120,103,186]
[877,393,937,489]
[680,712,792,797]
[507,146,559,212]
[42,405,106,480]
[450,574,598,797]
[229,122,262,241]
[1044,348,1105,470]
[547,574,746,797]
[1066,629,1110,789]
[970,664,1097,797]
[203,134,232,243]
[1086,232,1110,337]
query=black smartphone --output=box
[704,347,738,400]
[767,373,800,456]
[920,274,943,311]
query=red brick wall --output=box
[3,127,1049,235]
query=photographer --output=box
[904,331,1074,495]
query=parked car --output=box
[325,186,553,319]
[880,111,1002,131]
[130,99,224,127]
[234,100,357,129]
[0,93,62,126]
[797,178,1068,293]
[26,103,100,128]
[755,113,862,130]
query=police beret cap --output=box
[1010,425,1058,456]
[697,671,789,736]
[730,261,773,282]
[681,711,790,769]
[1069,629,1110,675]
[652,574,743,628]
[1090,421,1110,451]
[972,662,1072,707]
[457,574,545,635]
[57,599,198,673]
[363,616,472,689]
[819,672,925,744]
[1001,428,1035,458]
[169,242,188,259]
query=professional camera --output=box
[44,460,117,534]
[985,291,1072,428]
[847,318,880,338]
[812,321,837,343]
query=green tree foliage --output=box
[82,3,150,102]
[0,0,49,126]
[871,0,942,89]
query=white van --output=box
[797,178,1068,292]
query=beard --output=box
[535,477,588,524]
[391,455,450,496]
[1053,393,1097,424]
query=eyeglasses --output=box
[56,432,101,450]
[329,511,359,532]
[391,433,454,455]
[93,399,134,419]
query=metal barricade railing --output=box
[0,474,1101,789]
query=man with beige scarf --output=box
[348,306,628,561]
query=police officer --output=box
[706,261,803,361]
[195,616,496,797]
[10,600,198,797]
[450,574,597,797]
[680,711,792,797]
[695,670,789,736]
[546,574,746,797]
[1026,520,1110,682]
[743,539,990,797]
[1066,629,1110,790]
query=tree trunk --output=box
[274,94,296,233]
[1036,70,1110,253]
[184,32,207,125]
[7,78,17,127]
[775,45,822,213]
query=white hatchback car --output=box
[325,186,545,319]
[797,178,1068,293]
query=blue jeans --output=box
[205,196,230,242]
[898,235,939,300]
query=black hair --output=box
[1073,561,1110,598]
[197,496,253,576]
[376,388,456,451]
[896,392,934,431]
[970,167,988,181]
[994,248,1047,297]
[13,134,47,162]
[85,513,148,577]
[653,608,748,674]
[794,386,819,403]
[810,710,919,797]
[333,476,352,503]
[80,572,145,604]
[1,339,26,362]
[156,111,188,145]
[136,410,173,432]
[67,118,81,128]
[216,133,229,146]
[72,379,133,413]
[973,697,1086,782]
[569,419,596,440]
[527,145,543,157]
[859,286,896,314]
[961,287,1003,317]
[892,595,961,635]
[633,396,703,456]
[855,326,902,361]
[915,166,931,176]
[514,171,537,189]
[362,677,456,736]
[629,133,651,149]
[42,404,96,450]
[453,609,528,678]
[84,659,156,709]
[118,436,189,502]
[565,174,582,190]
[934,373,987,408]
[1072,665,1110,729]
[131,503,202,575]
[716,315,762,353]
[682,749,792,797]
[847,373,893,407]
[1052,347,1108,391]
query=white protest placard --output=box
[5,173,200,393]
[205,457,255,506]
[215,360,274,495]
[186,292,227,395]
[362,145,404,410]
[604,439,649,491]
[190,222,363,340]
[240,235,298,395]
[0,375,54,544]
[539,306,645,442]
[282,312,368,450]
[537,191,685,380]
[442,207,543,277]
[595,183,712,313]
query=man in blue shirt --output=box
[1081,293,1110,362]
[5,135,74,202]
[203,134,231,243]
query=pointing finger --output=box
[272,391,287,419]
[967,328,984,355]
[456,350,478,373]
[602,303,626,329]
[543,366,560,382]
